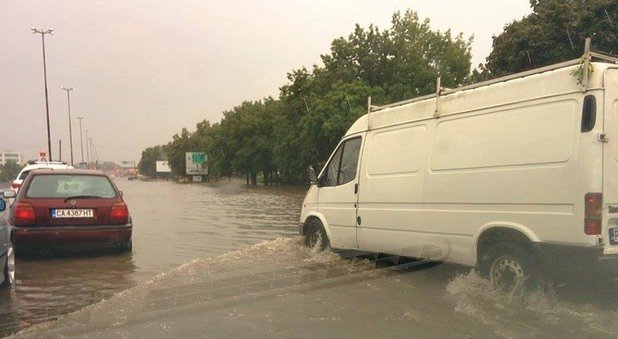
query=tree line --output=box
[139,2,617,185]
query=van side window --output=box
[322,137,362,187]
[323,145,343,186]
[581,95,596,133]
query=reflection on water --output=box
[0,179,306,336]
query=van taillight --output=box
[13,202,35,226]
[110,202,129,223]
[585,193,602,235]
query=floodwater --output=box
[3,179,618,338]
[0,179,306,336]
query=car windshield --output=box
[26,175,116,199]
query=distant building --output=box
[0,151,24,166]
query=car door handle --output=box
[356,216,361,225]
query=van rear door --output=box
[603,68,618,248]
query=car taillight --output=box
[110,202,129,223]
[10,182,21,190]
[585,192,602,235]
[13,202,35,226]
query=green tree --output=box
[0,161,23,182]
[482,0,617,78]
[167,128,194,178]
[275,9,472,183]
[141,9,473,185]
[138,145,166,178]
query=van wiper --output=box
[63,195,102,202]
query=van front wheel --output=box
[304,220,329,252]
[484,242,537,293]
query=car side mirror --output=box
[3,190,16,199]
[308,165,319,186]
[0,198,5,212]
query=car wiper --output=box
[63,195,102,202]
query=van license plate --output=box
[51,209,94,218]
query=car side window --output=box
[321,137,362,187]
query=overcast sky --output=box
[0,0,532,163]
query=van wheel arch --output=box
[302,216,323,236]
[477,227,536,278]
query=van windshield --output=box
[26,175,116,199]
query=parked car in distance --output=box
[0,193,15,288]
[8,169,132,253]
[11,161,73,192]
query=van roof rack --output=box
[369,38,618,114]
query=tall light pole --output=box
[85,129,91,166]
[88,137,95,168]
[31,27,54,161]
[76,116,85,165]
[61,86,75,165]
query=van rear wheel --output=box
[484,242,537,293]
[304,220,329,252]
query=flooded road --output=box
[0,179,306,336]
[3,179,618,338]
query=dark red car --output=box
[7,169,132,253]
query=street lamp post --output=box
[89,137,96,168]
[76,116,85,165]
[31,27,54,161]
[85,129,91,166]
[61,86,75,165]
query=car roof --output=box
[20,163,73,171]
[28,169,108,176]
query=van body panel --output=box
[317,183,358,249]
[302,62,618,274]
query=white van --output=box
[299,50,618,290]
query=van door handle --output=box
[356,216,362,225]
[354,183,358,194]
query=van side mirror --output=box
[308,165,319,186]
[0,198,5,212]
[3,190,16,199]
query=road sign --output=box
[185,152,208,175]
[120,161,136,168]
[156,161,171,173]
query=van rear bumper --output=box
[533,243,618,279]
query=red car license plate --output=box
[51,209,94,218]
